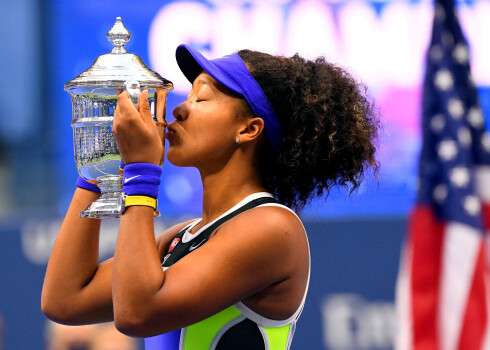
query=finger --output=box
[117,90,129,103]
[113,102,121,130]
[137,90,155,127]
[117,91,138,116]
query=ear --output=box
[237,117,265,144]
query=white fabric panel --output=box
[395,242,412,350]
[475,166,490,203]
[439,222,481,350]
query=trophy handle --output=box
[124,80,141,104]
[155,87,168,125]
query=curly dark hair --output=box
[237,50,380,212]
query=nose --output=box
[172,101,189,122]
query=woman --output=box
[41,44,379,349]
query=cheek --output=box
[166,124,235,166]
[191,112,236,148]
[165,130,221,163]
[193,129,234,162]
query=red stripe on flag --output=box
[482,203,490,231]
[457,242,488,350]
[410,205,444,350]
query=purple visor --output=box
[175,44,283,151]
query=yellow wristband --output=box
[124,195,157,210]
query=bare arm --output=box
[41,188,113,324]
[41,186,190,325]
[112,205,307,337]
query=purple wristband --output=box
[76,176,101,193]
[122,163,162,199]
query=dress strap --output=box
[197,196,279,238]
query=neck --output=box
[198,153,266,225]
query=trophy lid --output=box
[65,17,173,91]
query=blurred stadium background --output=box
[0,0,489,349]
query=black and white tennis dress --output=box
[145,192,310,350]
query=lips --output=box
[165,124,176,139]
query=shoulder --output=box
[212,204,308,274]
[219,204,305,241]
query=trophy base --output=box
[79,175,160,219]
[80,192,124,218]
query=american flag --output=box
[395,0,490,349]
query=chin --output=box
[166,147,194,167]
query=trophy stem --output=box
[80,175,123,218]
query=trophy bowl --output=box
[65,17,173,218]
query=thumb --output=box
[138,90,154,126]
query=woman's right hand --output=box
[113,90,166,166]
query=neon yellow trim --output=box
[264,324,291,349]
[124,195,157,209]
[182,305,293,349]
[183,306,241,350]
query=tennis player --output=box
[42,44,379,349]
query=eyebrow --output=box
[191,77,218,96]
[195,78,209,86]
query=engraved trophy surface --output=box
[65,17,173,218]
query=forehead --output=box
[192,72,218,89]
[192,71,241,98]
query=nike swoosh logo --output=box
[189,239,207,252]
[124,175,141,184]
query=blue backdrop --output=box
[38,0,490,219]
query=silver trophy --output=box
[65,17,173,218]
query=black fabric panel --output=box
[202,197,279,239]
[162,197,280,268]
[215,318,266,350]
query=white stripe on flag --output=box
[439,222,481,350]
[395,242,412,350]
[475,166,490,203]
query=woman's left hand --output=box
[113,90,166,166]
